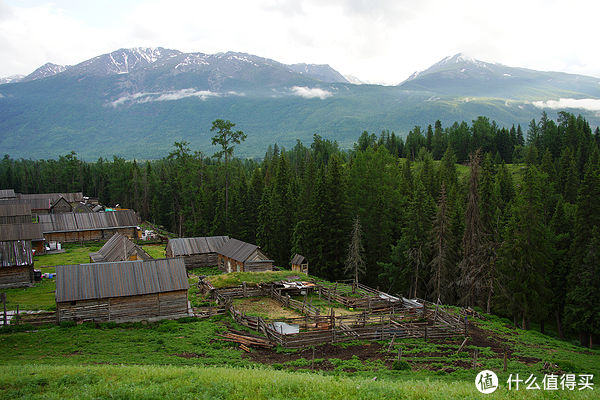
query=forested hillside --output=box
[1,111,599,346]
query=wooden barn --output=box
[166,236,229,269]
[0,222,45,255]
[0,203,32,224]
[217,238,273,273]
[0,240,34,288]
[291,254,309,274]
[55,258,189,323]
[38,210,140,243]
[89,233,153,263]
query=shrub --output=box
[391,360,411,370]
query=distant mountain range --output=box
[1,48,599,160]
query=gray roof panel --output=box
[56,258,188,302]
[167,236,229,256]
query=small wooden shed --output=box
[89,233,153,263]
[291,254,308,274]
[217,238,273,273]
[166,236,229,269]
[56,258,189,323]
[0,240,34,288]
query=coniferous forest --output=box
[1,111,599,346]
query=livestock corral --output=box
[198,277,465,349]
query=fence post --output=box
[1,293,6,326]
[424,326,428,342]
[464,316,468,336]
[243,282,247,297]
[15,305,19,325]
[472,349,479,369]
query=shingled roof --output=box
[89,233,152,263]
[167,236,230,256]
[56,258,189,303]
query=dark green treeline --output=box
[1,112,599,345]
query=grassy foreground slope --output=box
[0,364,596,400]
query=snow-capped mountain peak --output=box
[22,63,70,82]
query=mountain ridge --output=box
[1,49,599,160]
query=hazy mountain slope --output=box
[0,49,599,160]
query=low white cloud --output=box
[532,98,600,112]
[108,88,239,107]
[290,86,332,99]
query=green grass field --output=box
[0,363,597,400]
[2,242,598,399]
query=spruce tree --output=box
[498,166,553,329]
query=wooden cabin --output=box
[217,238,273,273]
[50,197,73,213]
[291,254,308,274]
[89,233,153,263]
[55,258,189,323]
[39,210,140,243]
[0,240,34,288]
[166,236,229,269]
[0,222,45,255]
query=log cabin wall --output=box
[0,265,33,288]
[57,290,188,323]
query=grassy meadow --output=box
[1,241,598,399]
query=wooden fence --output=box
[205,279,466,348]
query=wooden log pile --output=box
[216,330,274,349]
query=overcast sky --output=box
[1,0,598,84]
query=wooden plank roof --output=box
[167,236,229,256]
[0,203,31,217]
[89,233,152,263]
[291,254,306,265]
[217,238,271,263]
[18,192,84,203]
[0,223,44,241]
[55,258,189,302]
[0,198,52,210]
[0,240,33,267]
[0,189,16,199]
[38,210,138,233]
